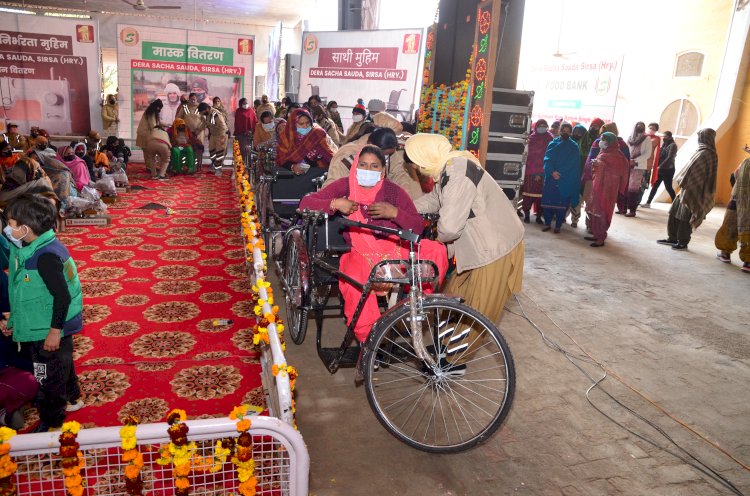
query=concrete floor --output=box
[277,202,750,496]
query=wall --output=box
[518,0,733,135]
[716,66,750,202]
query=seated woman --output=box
[57,146,91,192]
[276,108,337,174]
[0,156,59,210]
[299,145,448,343]
[169,118,197,174]
[253,111,282,149]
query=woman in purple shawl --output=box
[522,119,553,224]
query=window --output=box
[674,51,704,78]
[660,98,701,146]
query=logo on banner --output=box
[76,25,94,43]
[120,27,139,46]
[238,38,253,55]
[303,34,318,55]
[403,34,420,54]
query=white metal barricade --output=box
[10,416,308,495]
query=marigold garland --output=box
[0,427,17,496]
[59,421,85,496]
[119,415,144,495]
[230,405,257,496]
[157,409,195,496]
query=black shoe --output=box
[542,226,551,232]
[672,243,688,251]
[590,242,604,247]
[656,239,677,246]
[7,409,24,430]
[421,354,467,377]
[535,216,544,225]
[524,212,530,224]
[584,236,597,241]
[571,222,578,228]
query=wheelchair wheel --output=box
[363,299,515,453]
[282,230,309,345]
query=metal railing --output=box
[10,416,309,495]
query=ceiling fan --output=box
[120,0,181,11]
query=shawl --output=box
[403,133,479,180]
[170,118,193,146]
[527,120,554,176]
[731,157,750,239]
[372,112,403,134]
[648,133,661,185]
[276,108,336,167]
[677,129,718,229]
[234,107,258,135]
[39,155,73,202]
[57,145,91,191]
[578,123,600,167]
[543,136,581,206]
[253,118,284,147]
[627,126,648,160]
[0,157,57,208]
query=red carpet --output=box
[22,164,264,430]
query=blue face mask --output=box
[297,127,311,136]
[357,168,382,187]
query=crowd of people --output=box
[0,86,745,433]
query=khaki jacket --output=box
[101,103,118,129]
[204,108,228,136]
[414,157,524,273]
[175,103,203,133]
[136,113,159,149]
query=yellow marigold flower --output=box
[0,427,16,443]
[61,421,81,434]
[229,405,248,420]
[121,437,137,451]
[119,425,136,439]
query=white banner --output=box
[117,24,255,141]
[0,15,99,135]
[298,28,423,124]
[518,54,624,126]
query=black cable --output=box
[507,294,745,496]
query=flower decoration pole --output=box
[157,409,196,496]
[0,427,17,496]
[230,405,257,496]
[59,421,85,496]
[120,415,144,496]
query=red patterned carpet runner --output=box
[22,164,264,430]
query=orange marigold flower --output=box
[124,464,140,479]
[175,462,191,477]
[175,477,190,489]
[236,419,251,432]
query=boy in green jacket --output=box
[0,194,84,432]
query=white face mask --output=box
[536,126,548,134]
[599,141,609,150]
[241,104,249,109]
[356,168,382,187]
[352,114,364,123]
[3,225,27,248]
[262,122,275,132]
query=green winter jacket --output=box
[7,229,83,342]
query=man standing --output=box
[161,83,182,125]
[715,150,750,272]
[101,95,119,136]
[541,122,581,233]
[657,128,718,250]
[5,125,28,152]
[625,122,652,217]
[190,77,211,105]
[198,102,228,173]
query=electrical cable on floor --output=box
[505,293,746,496]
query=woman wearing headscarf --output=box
[715,151,750,272]
[235,97,258,166]
[312,105,346,146]
[276,108,337,173]
[571,118,605,228]
[522,119,553,224]
[31,149,75,208]
[253,111,284,149]
[541,122,580,233]
[406,133,524,327]
[256,95,276,118]
[583,132,630,247]
[658,128,718,250]
[0,156,58,210]
[299,145,447,343]
[585,122,630,223]
[345,104,369,143]
[625,122,652,217]
[169,118,196,174]
[56,146,90,192]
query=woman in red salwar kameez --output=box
[299,145,448,342]
[584,132,630,247]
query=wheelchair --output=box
[276,210,516,453]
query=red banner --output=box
[317,47,398,69]
[131,59,244,76]
[308,67,406,81]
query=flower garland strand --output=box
[157,409,196,496]
[59,421,85,496]
[120,415,144,495]
[230,405,257,496]
[0,427,17,496]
